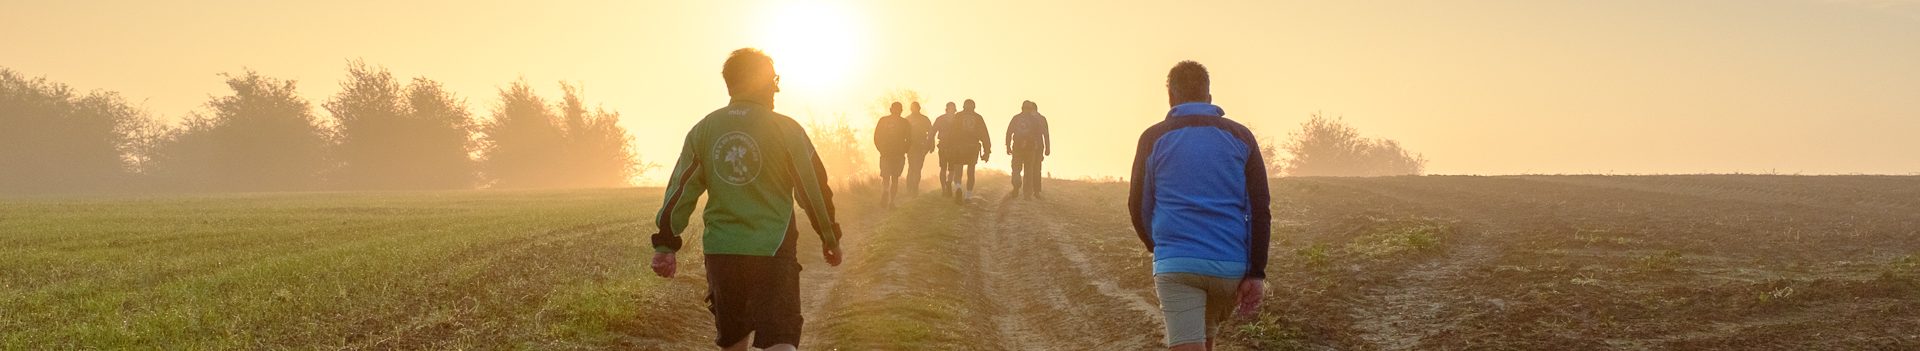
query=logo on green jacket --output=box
[711,131,763,185]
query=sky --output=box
[5,0,1918,184]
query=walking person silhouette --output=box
[1005,100,1050,199]
[651,48,846,351]
[931,99,991,203]
[873,102,911,208]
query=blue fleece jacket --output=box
[1128,102,1273,279]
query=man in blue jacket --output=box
[1128,60,1271,351]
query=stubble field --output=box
[4,175,1917,350]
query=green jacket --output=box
[652,100,842,257]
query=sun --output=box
[757,1,865,99]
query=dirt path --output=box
[975,190,1164,350]
[800,183,1166,350]
[797,247,841,346]
[797,201,883,346]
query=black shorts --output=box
[879,153,906,178]
[940,147,978,166]
[704,254,803,348]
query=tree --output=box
[806,114,870,184]
[325,61,478,190]
[401,77,480,189]
[324,60,405,189]
[479,80,648,188]
[554,83,643,187]
[0,68,155,193]
[1281,113,1427,177]
[870,89,923,118]
[1251,127,1287,177]
[479,79,567,188]
[147,70,331,191]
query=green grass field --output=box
[0,189,716,349]
[6,175,1919,350]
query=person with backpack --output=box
[1005,100,1050,199]
[930,99,991,203]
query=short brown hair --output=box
[1167,60,1210,104]
[722,48,775,95]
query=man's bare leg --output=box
[1168,337,1214,351]
[722,337,750,351]
[964,164,976,193]
[882,176,895,206]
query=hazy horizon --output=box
[7,0,1918,184]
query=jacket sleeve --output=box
[1041,117,1051,154]
[925,118,941,154]
[897,124,913,154]
[653,128,709,253]
[1240,128,1272,279]
[977,117,993,154]
[1128,128,1157,252]
[788,124,843,251]
[872,121,884,152]
[1005,118,1014,151]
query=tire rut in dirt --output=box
[977,191,1163,350]
[797,249,841,348]
[797,201,882,346]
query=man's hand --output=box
[823,246,843,267]
[651,252,678,278]
[1235,278,1265,318]
[981,152,991,162]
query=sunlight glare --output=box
[757,1,865,101]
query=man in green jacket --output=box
[652,48,844,351]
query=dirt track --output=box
[978,191,1163,350]
[801,182,1168,350]
[29,176,1916,349]
[766,175,1920,350]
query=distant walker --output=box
[1005,100,1050,199]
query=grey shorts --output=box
[1154,273,1239,347]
